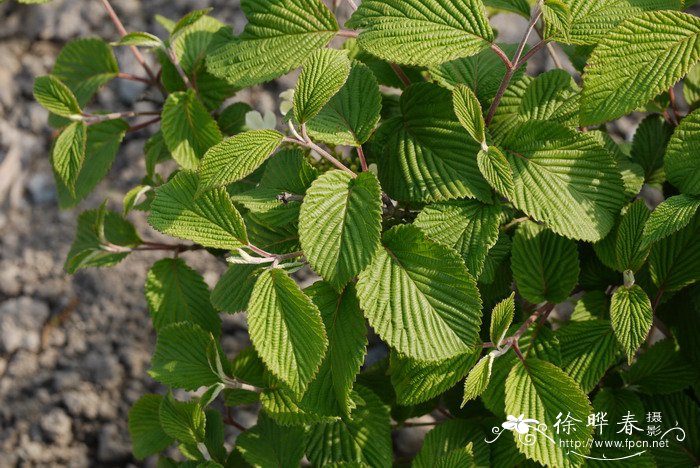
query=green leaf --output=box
[512,222,580,304]
[649,212,700,291]
[462,353,494,404]
[207,0,339,88]
[684,62,700,108]
[518,69,580,126]
[624,339,699,394]
[542,0,572,42]
[149,322,225,390]
[594,200,651,272]
[480,232,512,285]
[346,0,494,67]
[306,386,392,467]
[501,121,627,241]
[301,283,367,417]
[33,75,82,117]
[610,284,653,364]
[376,83,492,203]
[489,75,532,143]
[306,62,382,147]
[159,393,207,445]
[477,146,515,200]
[630,115,673,186]
[52,38,119,106]
[211,265,261,314]
[247,268,327,395]
[197,130,284,194]
[414,199,502,278]
[453,84,486,144]
[581,10,700,126]
[161,89,223,169]
[665,108,700,195]
[115,32,164,48]
[294,48,351,123]
[490,292,515,347]
[261,387,334,427]
[149,171,248,249]
[356,224,482,361]
[484,0,531,17]
[128,395,174,459]
[218,102,252,136]
[557,320,619,393]
[51,121,87,196]
[171,8,213,37]
[145,258,221,335]
[639,392,700,466]
[65,208,141,273]
[505,358,593,467]
[299,170,382,290]
[643,194,700,244]
[413,420,491,467]
[56,119,128,208]
[390,349,478,406]
[236,413,306,467]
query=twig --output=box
[117,72,152,84]
[502,216,529,231]
[546,43,565,70]
[102,241,202,254]
[277,192,305,203]
[490,43,513,68]
[668,87,680,125]
[166,47,194,90]
[127,116,161,133]
[83,111,160,124]
[224,408,248,432]
[345,0,358,11]
[390,63,412,88]
[246,244,303,262]
[284,126,357,177]
[337,29,359,38]
[357,145,369,172]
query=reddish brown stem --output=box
[117,72,152,84]
[357,145,369,172]
[127,116,161,133]
[390,63,412,88]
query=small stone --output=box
[97,423,131,463]
[26,173,55,205]
[63,386,101,419]
[0,297,50,353]
[40,408,72,446]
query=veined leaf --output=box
[247,268,327,395]
[261,387,334,427]
[501,121,627,241]
[594,200,651,272]
[294,48,351,124]
[414,199,502,278]
[477,146,515,200]
[236,413,306,467]
[346,0,494,67]
[624,339,699,394]
[197,130,284,194]
[115,32,163,48]
[505,358,593,467]
[218,102,252,136]
[542,0,572,43]
[149,322,225,390]
[649,212,700,291]
[630,115,673,186]
[484,0,531,17]
[159,393,206,445]
[489,75,532,143]
[453,84,486,144]
[518,69,580,126]
[207,0,339,88]
[51,121,87,197]
[306,386,392,467]
[581,10,700,125]
[643,194,700,244]
[558,320,619,393]
[149,171,248,249]
[33,75,82,118]
[512,222,580,305]
[302,282,367,417]
[299,170,382,290]
[128,395,174,460]
[376,83,492,203]
[356,224,482,361]
[462,353,494,404]
[145,258,221,335]
[490,292,515,347]
[665,108,700,195]
[306,62,382,147]
[413,420,491,467]
[161,89,223,169]
[211,265,261,314]
[684,62,700,108]
[610,284,653,364]
[171,8,213,38]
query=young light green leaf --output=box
[145,258,221,335]
[356,224,482,361]
[490,292,515,347]
[158,393,207,445]
[114,32,164,48]
[149,322,225,390]
[501,121,626,241]
[665,108,700,195]
[247,268,327,396]
[306,62,382,146]
[33,75,82,118]
[649,212,700,291]
[294,48,351,124]
[581,11,700,125]
[51,121,87,197]
[128,395,174,459]
[301,283,367,417]
[390,349,478,406]
[453,84,486,144]
[161,89,223,169]
[346,0,494,66]
[414,199,502,278]
[210,265,261,314]
[236,413,306,467]
[462,353,494,405]
[512,222,580,305]
[611,284,653,364]
[299,170,382,290]
[477,146,515,200]
[306,386,392,468]
[594,200,651,272]
[558,320,619,393]
[197,130,284,194]
[207,0,339,88]
[149,171,248,249]
[376,83,492,203]
[542,0,572,42]
[505,358,593,467]
[643,194,700,244]
[518,69,580,126]
[171,8,213,37]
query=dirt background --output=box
[0,1,692,466]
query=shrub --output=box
[30,0,700,465]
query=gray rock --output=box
[40,408,72,446]
[97,423,131,463]
[63,386,101,419]
[0,297,50,353]
[26,172,56,205]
